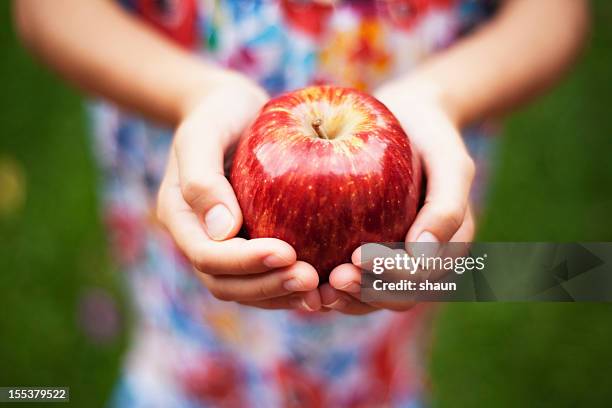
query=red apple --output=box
[230,86,421,279]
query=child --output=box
[14,0,588,406]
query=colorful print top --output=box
[92,1,499,406]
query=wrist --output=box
[177,68,262,122]
[383,73,466,128]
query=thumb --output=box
[406,151,475,246]
[174,118,243,241]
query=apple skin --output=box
[230,86,421,279]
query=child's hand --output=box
[157,75,321,312]
[321,77,476,314]
[375,77,476,246]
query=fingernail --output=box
[416,231,440,258]
[291,298,315,312]
[263,254,292,269]
[339,282,361,294]
[283,278,304,292]
[323,297,349,310]
[204,204,234,240]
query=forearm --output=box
[409,0,590,127]
[13,0,233,126]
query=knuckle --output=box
[193,259,208,273]
[255,283,275,300]
[437,207,464,232]
[192,249,213,273]
[181,178,214,206]
[234,256,251,275]
[209,284,233,302]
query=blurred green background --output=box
[1,1,611,407]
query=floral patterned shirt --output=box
[92,1,499,406]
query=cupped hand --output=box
[157,74,322,312]
[321,77,476,314]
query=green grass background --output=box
[1,1,611,407]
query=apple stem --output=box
[311,118,330,140]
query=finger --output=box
[320,284,377,315]
[192,238,296,275]
[197,261,319,302]
[430,205,475,268]
[329,264,416,310]
[329,263,362,294]
[350,243,397,268]
[174,119,243,241]
[158,169,296,275]
[239,289,321,312]
[399,208,475,288]
[406,149,475,244]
